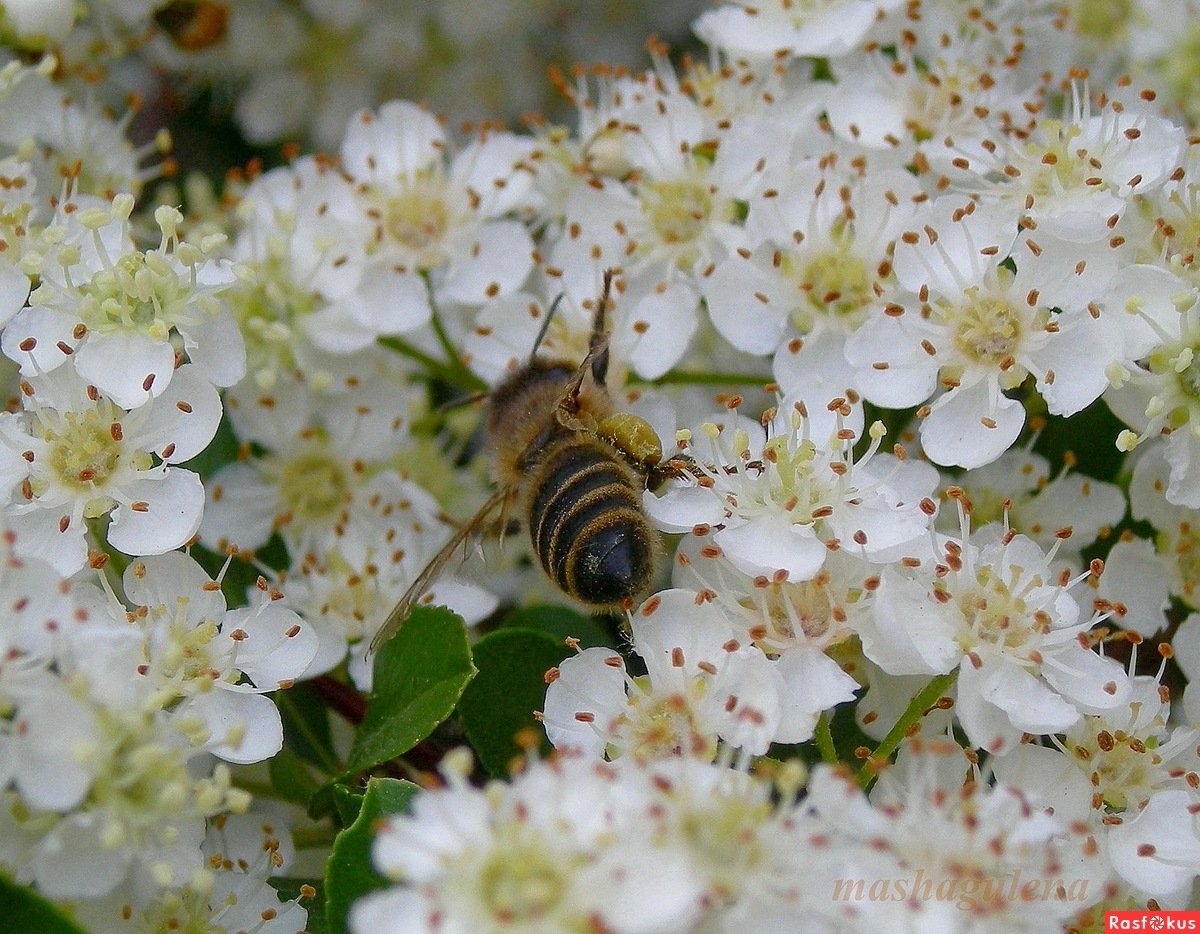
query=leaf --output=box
[0,877,87,934]
[343,605,475,775]
[277,683,338,774]
[332,783,366,827]
[267,746,322,806]
[500,603,615,649]
[324,778,421,934]
[458,627,570,777]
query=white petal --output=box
[714,514,829,581]
[1032,316,1115,415]
[224,604,319,688]
[620,282,699,380]
[191,690,284,764]
[643,485,724,533]
[1108,790,1200,896]
[703,256,788,355]
[0,265,31,327]
[920,382,1025,468]
[859,570,959,675]
[954,662,1024,755]
[991,744,1092,825]
[1039,644,1131,714]
[771,649,860,744]
[32,811,130,898]
[340,101,443,181]
[74,330,176,409]
[198,461,278,552]
[1164,431,1200,509]
[179,311,246,388]
[1,304,77,376]
[107,468,205,556]
[340,264,432,335]
[124,551,224,621]
[6,505,88,576]
[542,645,627,756]
[844,307,940,407]
[1173,613,1200,683]
[971,660,1080,738]
[1095,538,1171,638]
[134,365,223,462]
[439,220,534,306]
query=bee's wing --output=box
[368,487,513,654]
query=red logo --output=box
[1106,912,1200,932]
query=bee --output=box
[369,270,683,653]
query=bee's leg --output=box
[555,269,617,430]
[646,455,706,492]
[587,269,615,386]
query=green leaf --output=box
[325,778,421,934]
[267,746,322,806]
[499,603,615,649]
[343,605,475,775]
[458,627,569,777]
[332,783,366,827]
[277,683,338,775]
[0,878,87,934]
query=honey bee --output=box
[369,270,683,653]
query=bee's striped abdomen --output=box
[528,436,654,607]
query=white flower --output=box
[937,447,1126,561]
[4,195,242,409]
[0,60,164,202]
[200,368,415,556]
[1106,296,1200,508]
[0,157,37,327]
[859,526,1132,754]
[1127,440,1200,610]
[279,472,497,688]
[823,740,1110,928]
[694,0,901,60]
[671,534,865,744]
[647,401,938,582]
[941,90,1185,243]
[0,364,220,575]
[122,552,318,764]
[0,0,76,47]
[846,200,1169,467]
[542,589,786,760]
[67,807,308,932]
[703,160,925,395]
[340,100,538,309]
[996,671,1200,900]
[228,157,429,373]
[352,752,704,934]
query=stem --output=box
[378,335,486,393]
[648,369,771,388]
[429,298,488,393]
[814,710,839,766]
[857,670,958,790]
[308,675,368,726]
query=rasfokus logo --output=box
[1106,912,1200,931]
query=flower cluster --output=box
[4,0,1200,932]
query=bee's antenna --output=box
[529,292,565,363]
